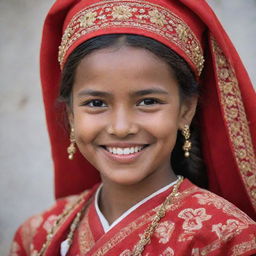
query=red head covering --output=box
[40,0,256,219]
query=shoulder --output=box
[10,189,91,256]
[179,180,255,224]
[168,180,256,255]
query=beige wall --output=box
[0,0,255,254]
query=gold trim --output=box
[92,182,197,256]
[232,235,256,256]
[58,0,204,75]
[35,190,90,256]
[211,36,256,211]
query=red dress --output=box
[10,179,256,256]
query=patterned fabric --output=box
[10,180,256,256]
[40,0,256,220]
[58,0,204,74]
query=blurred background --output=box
[0,0,255,255]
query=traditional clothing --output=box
[40,0,256,219]
[10,0,256,255]
[10,180,256,255]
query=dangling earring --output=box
[182,125,192,158]
[67,128,76,160]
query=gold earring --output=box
[67,128,76,160]
[182,125,192,158]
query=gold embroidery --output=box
[34,190,90,256]
[78,208,95,254]
[212,219,248,241]
[79,12,97,27]
[58,0,204,75]
[148,9,167,26]
[232,235,256,256]
[92,208,156,256]
[159,247,174,256]
[21,215,43,254]
[211,36,256,211]
[92,185,198,255]
[112,5,133,20]
[178,208,212,232]
[192,228,253,256]
[154,221,175,244]
[193,191,255,224]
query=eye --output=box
[83,99,107,107]
[137,98,160,106]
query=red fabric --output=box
[40,0,256,220]
[10,180,256,255]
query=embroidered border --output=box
[91,185,197,256]
[78,208,95,254]
[211,36,256,211]
[58,0,204,75]
[232,236,256,256]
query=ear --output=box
[66,105,74,128]
[178,96,198,129]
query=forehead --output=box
[74,46,178,91]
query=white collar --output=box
[94,178,179,233]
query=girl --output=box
[10,0,256,255]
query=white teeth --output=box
[106,146,144,155]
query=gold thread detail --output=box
[58,0,204,75]
[35,191,90,256]
[133,176,183,255]
[211,36,256,211]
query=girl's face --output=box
[69,46,197,187]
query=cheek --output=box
[139,107,180,139]
[73,110,104,145]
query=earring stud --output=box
[67,128,76,160]
[182,125,192,158]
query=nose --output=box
[106,107,139,138]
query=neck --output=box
[98,170,177,225]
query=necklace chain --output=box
[133,176,183,255]
[37,176,183,256]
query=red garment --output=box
[40,0,256,220]
[10,180,256,255]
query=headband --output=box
[58,0,204,76]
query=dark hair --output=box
[59,34,208,188]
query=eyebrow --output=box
[77,89,111,97]
[131,88,169,96]
[77,88,169,98]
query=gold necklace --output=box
[37,176,183,256]
[133,176,183,255]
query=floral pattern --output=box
[58,0,204,75]
[176,24,189,42]
[211,37,256,211]
[10,181,256,256]
[212,219,248,241]
[148,9,167,26]
[160,247,174,256]
[112,6,133,20]
[178,208,211,231]
[155,221,175,244]
[20,215,43,253]
[43,215,58,232]
[193,192,254,224]
[79,12,97,27]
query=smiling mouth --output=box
[101,145,149,155]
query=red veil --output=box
[40,0,256,219]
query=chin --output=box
[100,168,150,186]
